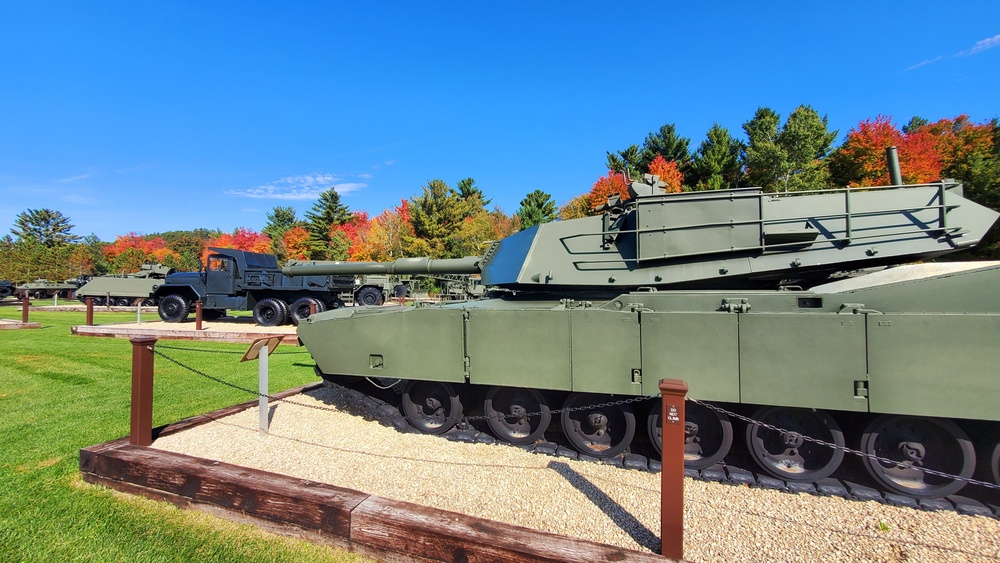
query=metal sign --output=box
[241,336,282,362]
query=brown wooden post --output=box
[21,296,29,323]
[195,300,203,330]
[85,297,94,326]
[659,378,688,560]
[130,337,157,446]
[309,301,317,316]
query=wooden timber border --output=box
[79,385,673,563]
[71,322,299,344]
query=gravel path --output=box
[153,385,1000,562]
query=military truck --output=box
[352,275,413,306]
[76,263,175,306]
[151,247,358,326]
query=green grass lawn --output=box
[0,308,369,562]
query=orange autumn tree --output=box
[330,211,374,261]
[103,233,179,272]
[281,226,311,261]
[647,155,684,193]
[588,171,630,210]
[918,115,995,182]
[203,227,272,263]
[365,200,418,261]
[829,116,941,187]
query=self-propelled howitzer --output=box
[283,177,1000,500]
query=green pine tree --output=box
[516,190,558,229]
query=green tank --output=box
[75,263,176,306]
[284,170,1000,499]
[15,278,83,300]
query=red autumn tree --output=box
[103,233,170,262]
[588,171,630,210]
[829,116,942,187]
[330,211,373,261]
[647,155,684,193]
[203,227,272,264]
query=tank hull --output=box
[299,262,1000,422]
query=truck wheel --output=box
[115,298,132,306]
[158,294,191,322]
[290,297,326,325]
[253,298,288,326]
[33,290,45,300]
[356,286,384,306]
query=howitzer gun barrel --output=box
[283,256,482,277]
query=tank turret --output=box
[285,177,998,291]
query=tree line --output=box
[2,107,998,283]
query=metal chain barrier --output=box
[462,394,658,424]
[152,348,340,413]
[152,347,655,428]
[157,344,308,355]
[152,346,999,493]
[691,398,1000,491]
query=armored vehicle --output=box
[151,247,358,326]
[351,274,413,306]
[284,171,1000,499]
[0,280,14,300]
[16,278,83,300]
[76,263,175,306]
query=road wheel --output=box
[290,297,326,325]
[861,415,975,498]
[746,407,845,481]
[401,382,463,434]
[561,393,636,458]
[355,286,384,306]
[253,298,287,326]
[158,294,191,322]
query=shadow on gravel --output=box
[547,460,658,552]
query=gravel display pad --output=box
[152,385,1000,562]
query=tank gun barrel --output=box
[283,256,482,277]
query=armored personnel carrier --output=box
[284,171,1000,499]
[16,278,84,299]
[76,263,175,306]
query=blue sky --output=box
[1,2,998,242]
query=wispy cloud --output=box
[58,173,90,183]
[906,33,1000,71]
[225,173,367,200]
[959,33,1000,56]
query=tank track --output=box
[316,378,1000,519]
